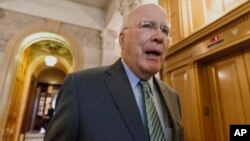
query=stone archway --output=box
[0,20,83,140]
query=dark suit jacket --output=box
[44,59,184,141]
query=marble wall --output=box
[61,23,102,68]
[0,9,46,75]
[0,9,105,138]
[0,9,104,70]
[0,9,46,51]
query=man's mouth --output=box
[145,50,162,56]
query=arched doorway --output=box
[3,37,73,141]
[21,67,66,138]
[0,27,83,141]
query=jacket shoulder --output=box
[71,66,108,78]
[155,78,178,95]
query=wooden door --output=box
[169,65,202,141]
[207,51,250,141]
[243,48,250,88]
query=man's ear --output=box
[119,32,124,49]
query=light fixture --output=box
[45,55,57,66]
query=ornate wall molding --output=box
[119,0,141,16]
[101,29,118,50]
[101,29,119,65]
[46,19,61,33]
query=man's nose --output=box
[151,27,165,43]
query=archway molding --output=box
[0,20,83,139]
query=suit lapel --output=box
[154,78,183,141]
[103,59,149,141]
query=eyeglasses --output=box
[126,20,170,37]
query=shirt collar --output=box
[121,59,140,89]
[121,59,153,88]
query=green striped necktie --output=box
[139,80,165,141]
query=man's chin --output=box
[145,68,160,76]
[148,64,161,72]
[139,63,161,77]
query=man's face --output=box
[120,5,169,80]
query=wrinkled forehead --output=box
[125,4,168,26]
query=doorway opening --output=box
[3,32,74,141]
[21,67,66,135]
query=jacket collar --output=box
[103,59,149,141]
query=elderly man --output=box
[45,3,183,141]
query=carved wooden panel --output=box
[207,52,250,141]
[243,48,250,89]
[169,0,182,45]
[169,65,202,141]
[189,0,206,31]
[223,0,248,12]
[205,0,224,22]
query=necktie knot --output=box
[139,80,151,98]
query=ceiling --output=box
[68,0,112,11]
[29,40,73,66]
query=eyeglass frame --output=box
[123,20,170,37]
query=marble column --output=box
[0,50,3,71]
[119,0,141,16]
[101,29,119,65]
